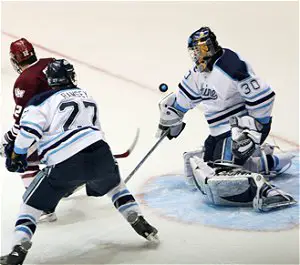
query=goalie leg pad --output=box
[243,151,294,177]
[205,176,254,206]
[190,156,214,195]
[183,148,204,187]
[190,157,254,206]
[190,156,297,211]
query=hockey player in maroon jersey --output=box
[0,38,57,221]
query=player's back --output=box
[14,58,53,102]
[20,86,105,166]
[13,58,54,122]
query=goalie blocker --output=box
[189,156,296,212]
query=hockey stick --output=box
[19,128,140,168]
[114,128,140,158]
[124,128,170,184]
[1,128,140,161]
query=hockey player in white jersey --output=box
[156,27,296,211]
[0,59,158,265]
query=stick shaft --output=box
[124,129,169,183]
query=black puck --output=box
[159,83,168,92]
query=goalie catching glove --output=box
[230,116,264,160]
[156,93,186,140]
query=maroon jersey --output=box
[12,58,54,124]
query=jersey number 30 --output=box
[59,101,97,131]
[241,79,260,95]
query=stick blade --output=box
[114,128,140,158]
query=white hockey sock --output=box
[12,203,42,248]
[107,181,141,223]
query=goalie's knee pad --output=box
[183,148,204,187]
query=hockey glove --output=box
[6,150,28,173]
[157,122,186,140]
[0,132,14,157]
[4,141,14,158]
[156,93,186,140]
[230,116,263,161]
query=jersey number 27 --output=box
[59,100,97,131]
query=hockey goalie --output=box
[156,27,297,212]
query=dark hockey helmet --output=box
[187,27,221,72]
[10,38,37,74]
[46,59,77,88]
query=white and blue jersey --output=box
[174,48,275,136]
[14,87,105,166]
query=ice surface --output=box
[1,2,299,264]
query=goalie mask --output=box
[46,59,77,88]
[187,27,221,72]
[10,38,37,74]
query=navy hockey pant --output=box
[22,140,121,211]
[203,120,272,165]
[203,131,235,163]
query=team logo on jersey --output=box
[14,88,25,98]
[199,83,218,100]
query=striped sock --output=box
[12,203,42,247]
[107,181,141,223]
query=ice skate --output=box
[128,212,158,242]
[252,175,297,212]
[38,210,57,223]
[0,241,32,265]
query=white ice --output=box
[1,2,299,264]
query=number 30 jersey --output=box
[14,87,105,166]
[174,48,275,136]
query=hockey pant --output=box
[22,140,122,211]
[22,140,141,218]
[203,130,277,173]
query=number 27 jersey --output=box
[14,87,105,166]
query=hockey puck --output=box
[159,83,168,92]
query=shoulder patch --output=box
[26,90,57,107]
[26,87,77,107]
[14,87,25,98]
[215,48,250,81]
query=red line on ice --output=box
[2,31,299,149]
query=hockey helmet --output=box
[187,27,221,72]
[10,38,37,74]
[46,59,77,88]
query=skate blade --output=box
[38,213,57,223]
[261,199,297,212]
[146,233,160,243]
